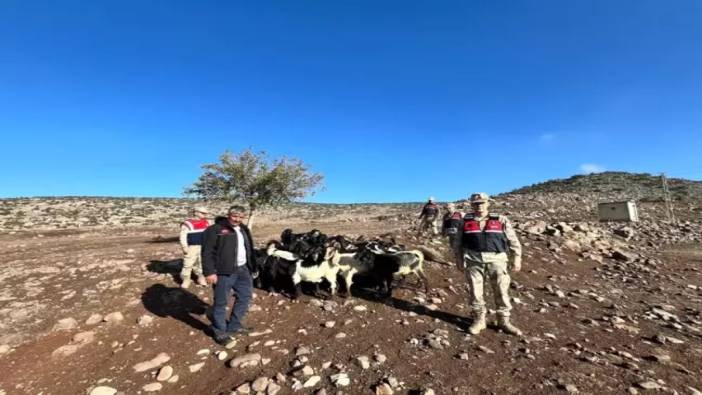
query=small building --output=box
[598,201,639,222]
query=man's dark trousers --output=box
[211,266,253,338]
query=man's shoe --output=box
[497,316,523,336]
[230,326,252,336]
[214,335,237,348]
[180,279,191,289]
[468,314,487,335]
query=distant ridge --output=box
[506,171,702,201]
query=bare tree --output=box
[185,149,324,229]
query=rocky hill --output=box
[508,171,702,202]
[494,172,702,223]
[1,172,700,231]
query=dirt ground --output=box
[0,217,701,395]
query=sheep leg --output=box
[312,282,329,299]
[383,274,394,299]
[337,273,349,297]
[396,274,407,288]
[337,276,349,298]
[266,266,279,293]
[324,273,337,297]
[344,270,356,296]
[290,274,302,300]
[376,273,392,299]
[417,270,430,294]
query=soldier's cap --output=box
[469,193,490,204]
[193,206,209,214]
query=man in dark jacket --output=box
[442,203,465,267]
[417,196,440,237]
[202,205,258,345]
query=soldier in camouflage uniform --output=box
[417,197,440,237]
[461,193,523,336]
[179,206,212,289]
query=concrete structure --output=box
[598,201,639,222]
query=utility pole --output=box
[661,173,675,222]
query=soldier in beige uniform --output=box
[180,206,212,289]
[461,193,523,336]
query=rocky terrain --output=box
[0,172,701,395]
[0,198,415,232]
[511,172,702,202]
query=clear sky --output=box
[1,1,701,203]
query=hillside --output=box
[1,172,701,231]
[0,198,415,232]
[508,171,702,201]
[496,172,702,222]
[0,173,701,394]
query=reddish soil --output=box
[0,221,700,394]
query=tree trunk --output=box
[246,208,256,231]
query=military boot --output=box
[196,276,208,286]
[181,279,191,289]
[468,313,487,335]
[497,316,523,336]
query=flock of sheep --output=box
[253,229,429,300]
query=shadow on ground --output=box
[141,283,210,332]
[147,235,180,243]
[347,276,470,329]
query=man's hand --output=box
[206,274,218,285]
[511,256,522,272]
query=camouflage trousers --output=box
[419,216,439,236]
[181,245,204,279]
[464,251,512,317]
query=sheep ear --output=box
[266,242,276,254]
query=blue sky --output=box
[1,1,701,203]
